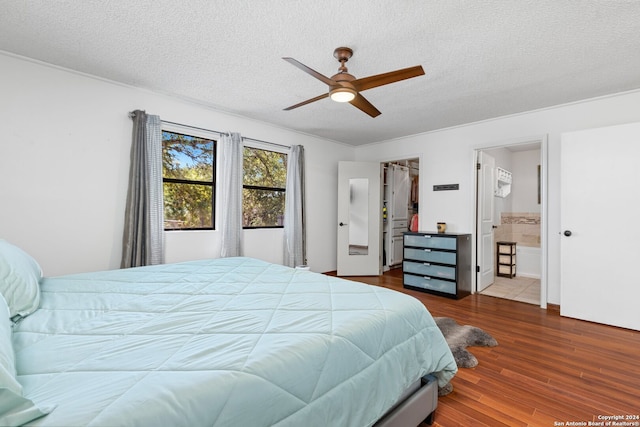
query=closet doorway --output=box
[382,158,419,272]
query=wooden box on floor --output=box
[496,241,516,278]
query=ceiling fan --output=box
[283,47,425,117]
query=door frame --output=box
[471,135,548,309]
[379,154,422,268]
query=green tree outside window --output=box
[243,147,287,228]
[162,131,215,229]
[161,130,287,230]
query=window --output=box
[162,131,215,230]
[243,146,287,228]
[161,130,285,230]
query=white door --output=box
[388,164,410,266]
[560,122,640,331]
[390,164,410,221]
[337,161,382,276]
[476,151,495,291]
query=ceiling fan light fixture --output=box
[330,87,356,103]
[283,46,424,117]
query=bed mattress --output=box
[12,257,457,427]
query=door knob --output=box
[563,230,572,237]
[339,222,347,227]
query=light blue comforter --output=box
[13,257,457,427]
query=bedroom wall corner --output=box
[0,52,354,276]
[354,89,640,305]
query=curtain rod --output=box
[159,119,291,150]
[242,136,290,150]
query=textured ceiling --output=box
[1,1,639,146]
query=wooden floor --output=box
[339,269,640,427]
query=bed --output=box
[1,240,457,427]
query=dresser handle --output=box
[423,249,431,252]
[423,276,431,280]
[424,235,432,238]
[423,262,431,266]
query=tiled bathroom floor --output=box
[480,275,541,305]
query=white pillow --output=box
[0,294,51,426]
[0,240,42,319]
[0,294,21,394]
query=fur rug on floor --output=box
[434,317,498,396]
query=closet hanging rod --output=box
[160,119,291,150]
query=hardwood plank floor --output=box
[337,268,640,427]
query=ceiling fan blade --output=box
[352,65,425,92]
[283,57,335,86]
[283,93,329,111]
[349,93,381,117]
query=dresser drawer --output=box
[404,234,457,250]
[498,264,516,275]
[498,254,515,265]
[403,260,456,280]
[404,247,456,265]
[404,274,456,294]
[392,228,406,238]
[392,219,408,229]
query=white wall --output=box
[511,149,541,213]
[0,53,354,276]
[483,147,512,223]
[484,147,541,224]
[355,89,640,305]
[4,51,640,305]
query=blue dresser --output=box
[403,231,471,299]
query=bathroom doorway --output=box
[474,139,546,307]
